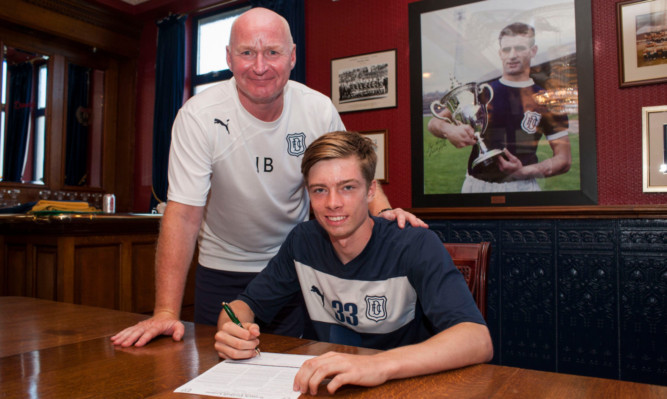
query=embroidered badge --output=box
[286,132,306,156]
[365,295,387,322]
[521,111,541,134]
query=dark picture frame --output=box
[331,49,397,113]
[409,0,598,208]
[617,0,667,88]
[359,129,389,183]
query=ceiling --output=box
[94,0,243,18]
[119,0,152,4]
[91,0,165,16]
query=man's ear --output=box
[367,179,377,203]
[226,46,232,70]
[290,44,297,70]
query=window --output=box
[0,59,6,177]
[0,46,48,183]
[191,5,250,95]
[32,63,47,183]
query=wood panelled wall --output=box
[0,0,140,210]
[0,215,195,317]
[421,211,667,387]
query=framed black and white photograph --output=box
[360,129,388,183]
[642,105,667,192]
[331,49,397,113]
[409,0,598,208]
[617,0,667,88]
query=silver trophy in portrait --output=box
[430,82,504,176]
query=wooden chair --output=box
[444,242,491,319]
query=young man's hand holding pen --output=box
[214,301,261,359]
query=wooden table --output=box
[1,296,665,398]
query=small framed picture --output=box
[360,129,388,183]
[642,105,667,192]
[617,0,667,87]
[331,49,397,113]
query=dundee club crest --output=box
[521,111,541,134]
[286,132,306,156]
[365,295,387,322]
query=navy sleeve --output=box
[407,229,486,331]
[238,229,302,324]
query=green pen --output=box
[222,302,261,356]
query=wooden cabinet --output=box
[0,0,140,211]
[0,214,195,316]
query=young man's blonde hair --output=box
[301,131,377,186]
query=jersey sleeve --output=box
[329,103,346,132]
[238,229,302,324]
[541,108,570,140]
[408,230,486,331]
[167,105,214,206]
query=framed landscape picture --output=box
[617,0,667,87]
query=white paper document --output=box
[175,352,315,399]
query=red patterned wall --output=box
[132,0,667,210]
[305,0,667,208]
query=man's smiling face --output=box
[306,156,375,244]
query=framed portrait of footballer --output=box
[331,49,397,113]
[408,0,598,208]
[617,0,667,88]
[642,105,667,192]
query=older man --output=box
[112,7,424,348]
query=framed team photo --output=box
[409,0,598,208]
[331,49,397,113]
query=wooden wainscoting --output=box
[0,214,195,318]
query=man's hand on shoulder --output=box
[110,310,185,348]
[377,207,428,229]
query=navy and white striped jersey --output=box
[468,78,569,180]
[239,217,485,350]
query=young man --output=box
[215,131,493,395]
[111,8,426,348]
[428,22,571,193]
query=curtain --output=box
[3,62,33,182]
[250,0,305,83]
[150,14,186,211]
[64,64,91,186]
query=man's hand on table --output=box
[110,310,185,347]
[294,352,390,395]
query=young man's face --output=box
[226,11,296,107]
[306,156,375,243]
[498,34,537,80]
